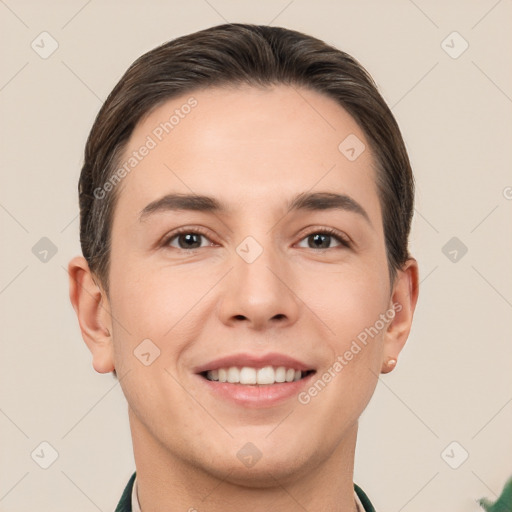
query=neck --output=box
[129,406,359,512]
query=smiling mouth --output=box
[199,366,316,386]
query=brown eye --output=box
[307,233,341,249]
[297,229,351,250]
[174,233,203,249]
[164,229,214,250]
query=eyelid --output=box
[295,226,353,249]
[161,225,218,249]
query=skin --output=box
[69,84,419,512]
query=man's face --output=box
[106,85,395,483]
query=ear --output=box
[381,258,419,374]
[68,256,115,374]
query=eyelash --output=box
[161,226,352,252]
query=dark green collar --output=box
[115,472,376,512]
[354,483,377,512]
[114,472,136,512]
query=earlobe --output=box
[68,256,115,374]
[381,357,397,375]
[380,258,419,374]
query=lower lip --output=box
[197,372,316,408]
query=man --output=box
[68,23,419,511]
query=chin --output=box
[191,437,318,488]
[208,455,309,489]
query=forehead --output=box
[113,84,381,224]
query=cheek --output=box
[108,256,217,370]
[109,251,191,332]
[301,263,390,345]
[298,275,387,422]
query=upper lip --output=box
[193,352,315,373]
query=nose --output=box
[217,240,301,332]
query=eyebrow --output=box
[139,191,371,225]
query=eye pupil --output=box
[310,233,330,249]
[179,233,201,249]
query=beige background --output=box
[1,1,511,511]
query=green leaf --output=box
[478,476,512,512]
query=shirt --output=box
[115,472,377,512]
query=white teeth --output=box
[204,366,308,385]
[227,367,240,383]
[256,366,275,385]
[239,367,257,384]
[275,366,286,382]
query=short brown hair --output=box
[79,23,414,294]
